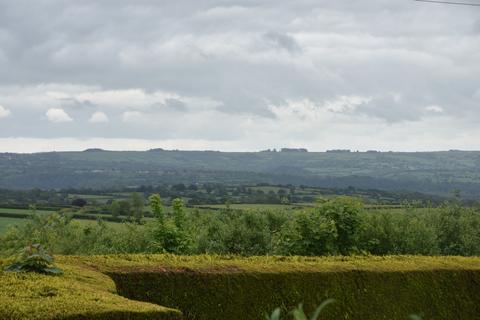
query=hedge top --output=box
[69,254,480,274]
[2,254,480,320]
[0,257,181,320]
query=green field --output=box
[0,217,26,234]
[0,215,123,235]
[0,207,56,215]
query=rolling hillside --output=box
[1,149,479,198]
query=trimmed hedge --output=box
[1,255,480,319]
[101,255,480,320]
[0,259,182,320]
[111,269,480,320]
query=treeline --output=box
[0,182,448,209]
[1,197,479,257]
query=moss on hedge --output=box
[2,255,480,320]
[72,254,480,273]
[0,259,182,320]
[94,255,480,320]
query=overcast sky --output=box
[0,0,480,152]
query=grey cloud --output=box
[263,31,302,53]
[354,95,422,123]
[148,99,188,113]
[0,0,479,150]
[163,99,188,112]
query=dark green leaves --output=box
[5,244,63,275]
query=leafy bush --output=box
[5,244,63,275]
[1,197,480,257]
[149,196,193,254]
[267,299,335,320]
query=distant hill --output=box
[0,150,479,198]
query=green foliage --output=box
[110,201,121,218]
[5,244,63,275]
[130,193,145,221]
[149,194,164,222]
[106,255,480,320]
[1,197,480,257]
[4,255,479,320]
[267,299,335,320]
[150,220,192,254]
[149,197,192,254]
[0,256,182,320]
[0,213,152,255]
[171,198,186,228]
[319,197,363,254]
[276,211,337,256]
[276,197,362,255]
[291,300,335,320]
[266,308,281,320]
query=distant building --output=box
[326,149,351,153]
[280,148,308,153]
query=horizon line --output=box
[1,148,479,154]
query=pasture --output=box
[0,217,26,234]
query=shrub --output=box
[267,299,335,320]
[5,244,63,275]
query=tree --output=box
[71,198,87,207]
[149,194,164,222]
[149,197,192,254]
[130,193,144,221]
[277,211,337,256]
[118,200,131,217]
[172,198,186,228]
[109,201,121,219]
[319,197,363,255]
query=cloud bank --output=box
[0,0,479,151]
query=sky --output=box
[0,0,480,153]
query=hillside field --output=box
[2,150,480,197]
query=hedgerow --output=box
[2,197,480,257]
[103,255,480,320]
[0,256,182,320]
[1,255,480,319]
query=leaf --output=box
[4,262,23,272]
[309,299,335,320]
[292,304,308,320]
[5,244,63,276]
[43,267,64,275]
[266,308,281,320]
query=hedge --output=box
[0,258,182,320]
[101,255,480,320]
[1,255,480,320]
